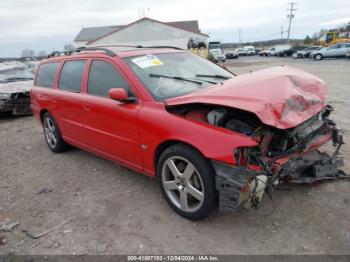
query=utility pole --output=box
[286,2,297,44]
[281,26,284,39]
[238,29,242,46]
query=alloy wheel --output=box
[44,117,57,148]
[162,156,204,212]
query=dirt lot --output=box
[0,56,349,255]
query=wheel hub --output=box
[161,156,205,212]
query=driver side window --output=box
[88,60,133,97]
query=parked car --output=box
[292,46,322,59]
[243,46,256,56]
[187,37,207,49]
[0,65,34,115]
[278,46,307,57]
[224,50,238,59]
[258,49,270,56]
[208,49,226,63]
[310,43,350,60]
[31,47,344,220]
[235,48,248,56]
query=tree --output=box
[37,50,47,57]
[21,49,35,57]
[63,44,75,52]
[303,35,312,45]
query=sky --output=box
[0,0,349,57]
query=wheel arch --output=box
[154,140,206,176]
[314,53,323,60]
[40,109,49,123]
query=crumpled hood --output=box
[165,66,327,129]
[0,80,32,94]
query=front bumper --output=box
[213,118,346,212]
[0,94,32,115]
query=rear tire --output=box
[42,112,68,153]
[157,144,217,220]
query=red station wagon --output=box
[31,46,345,220]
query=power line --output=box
[286,2,298,44]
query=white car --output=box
[310,43,350,60]
[234,48,248,56]
[243,46,256,55]
[259,48,275,56]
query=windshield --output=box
[124,52,234,100]
[0,67,34,83]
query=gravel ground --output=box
[0,56,349,255]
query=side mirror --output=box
[108,88,136,103]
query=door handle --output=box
[83,105,91,111]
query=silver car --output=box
[310,43,350,60]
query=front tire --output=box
[42,112,68,153]
[314,54,323,60]
[157,144,217,220]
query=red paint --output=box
[31,49,332,177]
[166,66,327,129]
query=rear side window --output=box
[88,60,132,97]
[35,62,59,88]
[59,60,86,92]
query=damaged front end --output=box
[214,105,345,212]
[0,91,32,115]
[168,103,346,212]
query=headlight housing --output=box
[0,93,11,99]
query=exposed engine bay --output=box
[167,103,346,212]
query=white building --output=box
[74,17,208,49]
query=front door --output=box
[80,59,143,169]
[325,44,341,57]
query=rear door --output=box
[80,58,143,169]
[53,59,88,142]
[338,44,350,56]
[32,62,60,116]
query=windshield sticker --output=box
[132,54,163,68]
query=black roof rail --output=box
[75,47,117,56]
[86,44,183,50]
[47,50,74,58]
[47,45,183,59]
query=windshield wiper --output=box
[195,74,231,80]
[149,73,203,85]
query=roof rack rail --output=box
[88,44,183,50]
[47,45,183,59]
[75,46,117,56]
[47,50,74,58]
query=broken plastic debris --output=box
[0,221,19,232]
